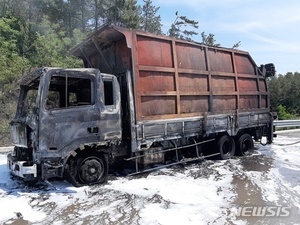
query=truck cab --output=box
[8,67,122,186]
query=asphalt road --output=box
[0,130,300,225]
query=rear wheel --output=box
[64,153,108,187]
[236,133,254,156]
[217,135,235,160]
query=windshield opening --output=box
[45,74,94,110]
[17,87,38,118]
[16,76,40,118]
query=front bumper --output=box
[7,153,37,180]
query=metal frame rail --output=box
[125,138,217,175]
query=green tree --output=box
[140,0,162,34]
[168,11,199,41]
[32,17,83,67]
[277,105,293,120]
[105,0,140,29]
[200,31,220,47]
[0,17,30,145]
[268,72,300,117]
[89,0,108,30]
[0,17,30,83]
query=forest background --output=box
[0,0,298,145]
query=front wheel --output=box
[217,135,235,160]
[64,153,108,187]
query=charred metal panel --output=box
[143,123,165,139]
[115,38,132,71]
[238,112,272,128]
[37,69,122,157]
[138,147,164,165]
[136,117,204,141]
[71,26,131,75]
[11,123,27,148]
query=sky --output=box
[139,0,300,75]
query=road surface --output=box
[0,131,299,225]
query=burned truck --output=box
[8,25,276,186]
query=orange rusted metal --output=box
[71,25,271,122]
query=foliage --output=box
[32,18,83,68]
[0,16,30,92]
[277,105,293,120]
[0,16,31,145]
[105,0,140,29]
[201,32,241,49]
[0,15,84,145]
[139,0,162,34]
[168,11,199,40]
[268,72,300,118]
[232,41,241,49]
[201,32,220,47]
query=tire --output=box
[236,133,254,156]
[64,153,108,187]
[217,135,235,160]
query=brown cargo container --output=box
[72,26,271,120]
[71,25,275,151]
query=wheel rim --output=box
[237,134,254,156]
[218,135,235,159]
[242,139,252,154]
[78,157,104,184]
[222,140,231,156]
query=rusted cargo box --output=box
[71,25,274,152]
[72,26,270,118]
